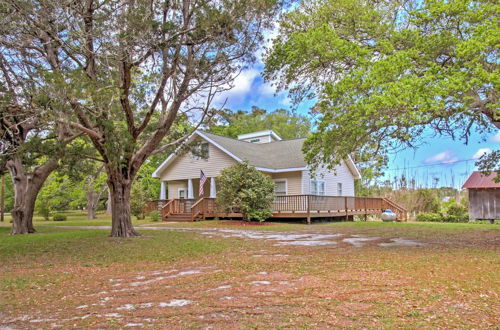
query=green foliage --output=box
[38,204,51,221]
[1,173,14,213]
[149,210,160,222]
[414,189,441,213]
[217,161,275,222]
[130,182,148,220]
[52,214,67,222]
[265,0,500,171]
[209,106,311,139]
[416,212,443,222]
[475,150,500,182]
[416,198,469,222]
[35,173,87,215]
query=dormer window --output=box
[237,130,282,144]
[191,142,209,160]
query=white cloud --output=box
[472,148,492,160]
[257,81,276,97]
[213,68,260,106]
[424,150,459,164]
[489,131,500,143]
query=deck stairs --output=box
[163,212,193,222]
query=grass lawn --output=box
[0,214,498,328]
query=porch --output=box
[154,195,408,222]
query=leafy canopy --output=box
[208,106,311,139]
[217,161,275,222]
[265,0,499,171]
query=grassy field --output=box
[0,214,498,328]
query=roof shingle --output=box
[201,131,307,169]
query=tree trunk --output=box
[1,175,5,222]
[106,190,112,215]
[7,157,58,235]
[108,176,139,237]
[87,189,97,219]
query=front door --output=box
[178,189,186,199]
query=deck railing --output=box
[161,198,196,218]
[159,195,408,222]
[270,195,400,222]
[191,197,217,221]
[144,199,167,216]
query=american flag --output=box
[199,170,207,196]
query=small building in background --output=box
[462,171,500,222]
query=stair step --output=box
[163,213,193,222]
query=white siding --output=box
[301,161,355,196]
[269,171,302,195]
[167,180,187,199]
[240,134,272,144]
[158,138,237,181]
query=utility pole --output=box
[1,175,5,222]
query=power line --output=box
[385,158,476,171]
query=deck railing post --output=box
[306,195,311,224]
[363,197,368,221]
[345,197,349,221]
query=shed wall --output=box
[469,189,500,220]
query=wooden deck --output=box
[154,195,408,222]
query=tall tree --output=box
[1,0,279,237]
[0,106,76,234]
[209,106,311,139]
[264,0,499,171]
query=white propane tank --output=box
[381,209,397,222]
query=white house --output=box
[152,129,361,201]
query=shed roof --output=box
[462,171,500,189]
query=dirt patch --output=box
[214,220,276,227]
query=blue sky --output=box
[212,57,498,190]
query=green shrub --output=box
[149,210,160,222]
[217,161,275,222]
[52,213,67,221]
[416,212,442,222]
[416,211,468,223]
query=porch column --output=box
[187,179,194,199]
[159,181,167,200]
[210,177,216,198]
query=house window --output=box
[274,180,287,196]
[191,142,209,160]
[310,180,325,195]
[337,183,343,196]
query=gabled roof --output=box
[152,130,361,178]
[462,171,500,189]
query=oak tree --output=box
[265,0,499,171]
[1,0,279,236]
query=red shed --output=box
[462,171,500,221]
